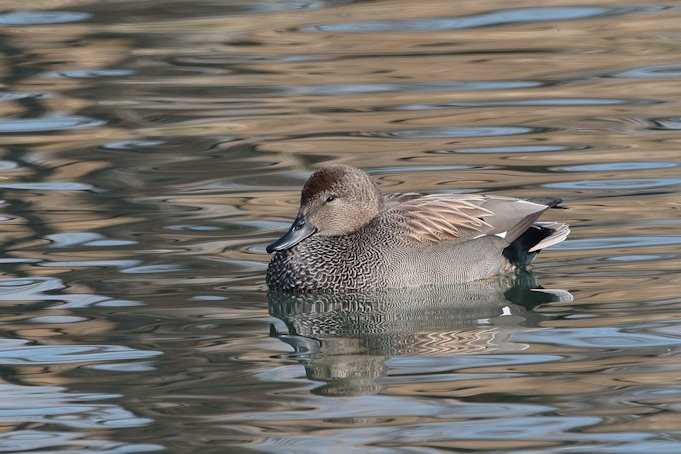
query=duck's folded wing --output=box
[387,194,492,243]
[386,194,550,245]
[383,192,425,208]
[476,195,551,243]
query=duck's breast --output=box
[266,233,390,292]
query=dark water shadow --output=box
[268,272,571,396]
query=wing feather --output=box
[383,192,424,208]
[389,194,494,243]
[384,193,552,245]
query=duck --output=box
[266,165,569,293]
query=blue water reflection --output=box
[0,116,104,133]
[0,10,91,25]
[304,6,634,32]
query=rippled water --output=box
[2,1,681,452]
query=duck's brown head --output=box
[266,165,383,253]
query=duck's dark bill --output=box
[266,214,317,253]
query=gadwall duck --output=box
[266,165,569,292]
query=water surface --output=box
[1,1,681,452]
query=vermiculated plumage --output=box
[266,165,569,293]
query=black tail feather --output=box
[503,224,556,268]
[529,197,566,209]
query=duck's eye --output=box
[325,195,336,203]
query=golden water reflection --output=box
[0,0,680,452]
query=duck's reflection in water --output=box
[268,272,572,396]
